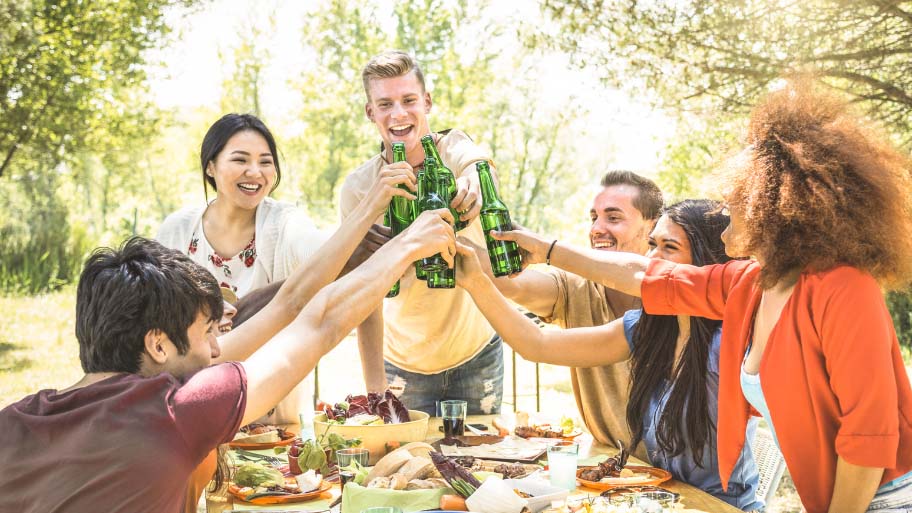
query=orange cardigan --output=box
[642,259,912,513]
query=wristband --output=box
[546,239,558,265]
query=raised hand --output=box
[398,209,456,267]
[490,223,554,268]
[364,162,416,218]
[452,174,481,224]
[454,237,487,290]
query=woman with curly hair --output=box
[457,199,761,509]
[490,80,912,512]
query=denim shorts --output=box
[384,334,504,416]
[868,471,912,512]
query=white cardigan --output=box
[156,197,328,293]
[156,197,329,423]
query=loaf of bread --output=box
[389,473,409,490]
[396,456,436,481]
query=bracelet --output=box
[545,239,558,265]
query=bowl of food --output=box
[314,391,430,464]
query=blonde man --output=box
[339,50,503,415]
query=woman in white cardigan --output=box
[157,113,330,425]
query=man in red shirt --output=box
[0,207,455,513]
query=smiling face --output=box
[364,71,432,163]
[647,214,693,265]
[589,185,652,255]
[207,130,276,211]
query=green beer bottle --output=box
[412,166,428,281]
[416,157,448,273]
[420,134,467,231]
[385,142,412,297]
[426,173,456,289]
[388,142,413,234]
[477,161,523,276]
[384,209,400,297]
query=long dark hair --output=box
[626,199,731,466]
[200,113,281,200]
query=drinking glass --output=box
[336,448,370,468]
[336,448,369,489]
[547,441,579,491]
[439,400,467,438]
[298,410,316,440]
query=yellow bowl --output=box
[313,410,430,465]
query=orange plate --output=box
[228,431,296,450]
[229,480,332,505]
[576,465,672,490]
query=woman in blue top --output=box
[456,199,762,511]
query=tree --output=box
[218,9,275,117]
[279,0,386,216]
[0,0,196,292]
[539,0,912,144]
[0,0,192,178]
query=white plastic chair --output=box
[749,427,786,506]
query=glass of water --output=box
[547,441,579,490]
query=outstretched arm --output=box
[458,236,558,318]
[240,210,455,425]
[215,166,415,363]
[456,239,630,368]
[492,228,649,297]
[357,308,387,393]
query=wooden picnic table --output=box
[443,415,741,513]
[211,414,741,512]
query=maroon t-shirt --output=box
[0,362,247,513]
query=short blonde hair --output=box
[361,50,426,101]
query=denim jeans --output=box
[385,334,504,416]
[868,471,912,512]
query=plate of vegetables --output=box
[228,462,332,504]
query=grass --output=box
[1,287,83,403]
[3,288,804,511]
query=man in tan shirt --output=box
[338,50,503,415]
[486,170,662,460]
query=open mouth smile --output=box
[389,124,413,137]
[237,183,262,195]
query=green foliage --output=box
[218,10,275,116]
[280,0,387,216]
[0,0,192,293]
[656,116,740,202]
[539,0,912,145]
[0,0,188,178]
[0,170,91,294]
[888,290,912,351]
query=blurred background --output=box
[4,1,912,509]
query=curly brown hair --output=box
[725,79,912,290]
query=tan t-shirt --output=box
[540,268,650,462]
[339,130,495,374]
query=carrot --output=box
[439,494,468,511]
